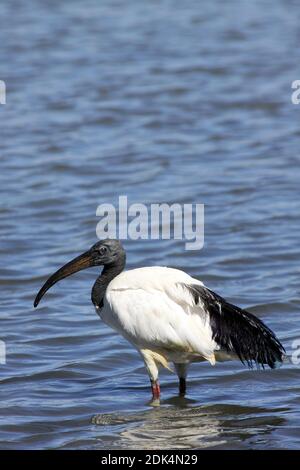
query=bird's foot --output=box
[148,397,160,407]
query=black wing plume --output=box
[184,284,285,369]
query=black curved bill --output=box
[34,250,94,308]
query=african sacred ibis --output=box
[34,239,285,400]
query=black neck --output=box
[91,256,125,308]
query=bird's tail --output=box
[187,284,285,369]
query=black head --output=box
[33,239,126,308]
[89,239,126,266]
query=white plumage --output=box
[99,267,217,375]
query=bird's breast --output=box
[95,295,131,341]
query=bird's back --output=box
[106,266,203,292]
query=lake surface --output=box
[1,0,300,450]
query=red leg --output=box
[151,380,160,399]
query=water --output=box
[1,0,300,450]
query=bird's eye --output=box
[99,246,108,255]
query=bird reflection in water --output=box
[92,403,285,450]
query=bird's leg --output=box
[179,377,186,396]
[174,363,189,396]
[140,349,160,401]
[151,380,160,399]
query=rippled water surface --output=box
[1,0,300,450]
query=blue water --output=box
[0,0,300,449]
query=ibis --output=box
[34,239,285,400]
